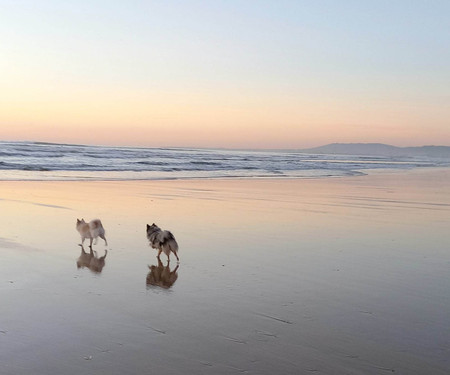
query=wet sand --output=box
[1,168,450,374]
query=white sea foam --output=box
[0,141,446,181]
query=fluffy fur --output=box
[76,218,108,247]
[146,223,179,261]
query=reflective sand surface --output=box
[1,169,450,374]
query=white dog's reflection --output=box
[77,245,108,273]
[146,258,179,289]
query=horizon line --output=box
[1,139,450,151]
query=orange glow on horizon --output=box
[1,85,449,148]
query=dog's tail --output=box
[90,219,102,229]
[161,231,178,256]
[91,220,106,236]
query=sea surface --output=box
[0,141,447,181]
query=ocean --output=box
[0,141,446,181]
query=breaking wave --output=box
[0,141,446,181]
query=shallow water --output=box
[1,169,450,374]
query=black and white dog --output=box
[146,223,179,261]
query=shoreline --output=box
[0,165,448,183]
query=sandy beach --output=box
[1,168,450,374]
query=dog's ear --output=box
[81,218,85,223]
[77,218,80,223]
[152,223,155,226]
[146,224,150,229]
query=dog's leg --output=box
[89,237,93,248]
[173,251,180,262]
[100,234,108,246]
[157,249,162,259]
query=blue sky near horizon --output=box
[1,1,449,148]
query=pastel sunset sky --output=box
[1,1,449,148]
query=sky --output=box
[0,1,449,149]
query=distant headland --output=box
[296,143,450,158]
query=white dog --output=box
[76,218,107,247]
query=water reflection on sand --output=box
[1,171,450,374]
[146,258,179,289]
[76,245,108,273]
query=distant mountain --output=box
[297,143,450,158]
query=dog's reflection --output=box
[76,245,108,273]
[146,258,179,289]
